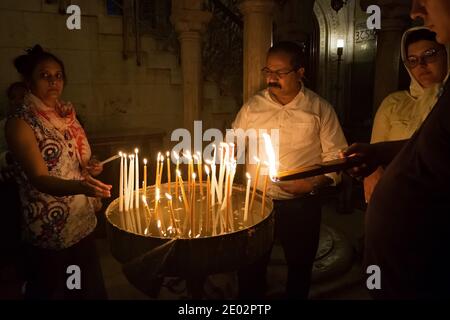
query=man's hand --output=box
[340,143,379,179]
[278,179,313,195]
[278,175,332,196]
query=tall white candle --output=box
[218,143,227,203]
[143,158,147,191]
[128,155,135,209]
[119,152,124,212]
[166,151,171,193]
[124,153,129,211]
[244,172,251,222]
[135,148,139,208]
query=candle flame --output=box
[157,152,161,161]
[262,133,277,181]
[176,169,181,177]
[193,154,198,161]
[160,156,164,162]
[135,148,139,154]
[119,151,122,156]
[246,172,251,180]
[204,165,210,175]
[143,158,147,165]
[173,151,179,160]
[142,195,148,206]
[192,172,196,180]
[184,150,192,159]
[155,188,160,201]
[166,151,170,157]
[144,228,148,235]
[254,156,260,163]
[165,193,172,200]
[157,220,161,229]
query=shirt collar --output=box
[264,82,306,108]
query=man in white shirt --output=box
[232,41,347,299]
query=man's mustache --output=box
[268,82,281,88]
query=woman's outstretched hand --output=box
[81,174,111,198]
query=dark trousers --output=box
[238,195,322,299]
[24,233,107,300]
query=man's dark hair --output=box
[405,29,445,54]
[13,44,67,83]
[268,41,306,70]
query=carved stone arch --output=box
[314,0,355,120]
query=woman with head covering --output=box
[364,27,449,203]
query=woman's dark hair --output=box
[268,41,306,71]
[405,29,445,54]
[13,44,66,83]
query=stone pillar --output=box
[361,0,410,114]
[171,0,212,130]
[239,0,276,103]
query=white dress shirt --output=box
[232,86,348,200]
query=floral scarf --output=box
[25,93,91,167]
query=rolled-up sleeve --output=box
[319,102,348,185]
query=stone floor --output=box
[97,198,371,300]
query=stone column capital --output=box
[170,7,212,35]
[239,0,276,16]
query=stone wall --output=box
[0,0,239,151]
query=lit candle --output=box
[218,143,228,203]
[129,155,135,209]
[191,172,196,237]
[143,158,147,191]
[100,153,121,165]
[244,172,251,222]
[261,162,269,217]
[176,170,190,216]
[155,152,161,188]
[159,155,164,190]
[184,151,192,193]
[211,145,217,205]
[173,151,180,199]
[249,156,261,212]
[124,153,128,211]
[135,148,139,208]
[205,164,211,232]
[196,151,203,196]
[119,152,124,212]
[166,151,171,193]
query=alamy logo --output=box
[366,265,381,290]
[66,265,81,290]
[366,5,381,30]
[66,5,81,30]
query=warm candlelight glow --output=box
[263,133,277,181]
[166,151,171,193]
[119,151,124,212]
[143,158,147,191]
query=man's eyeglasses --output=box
[405,47,445,69]
[261,67,296,79]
